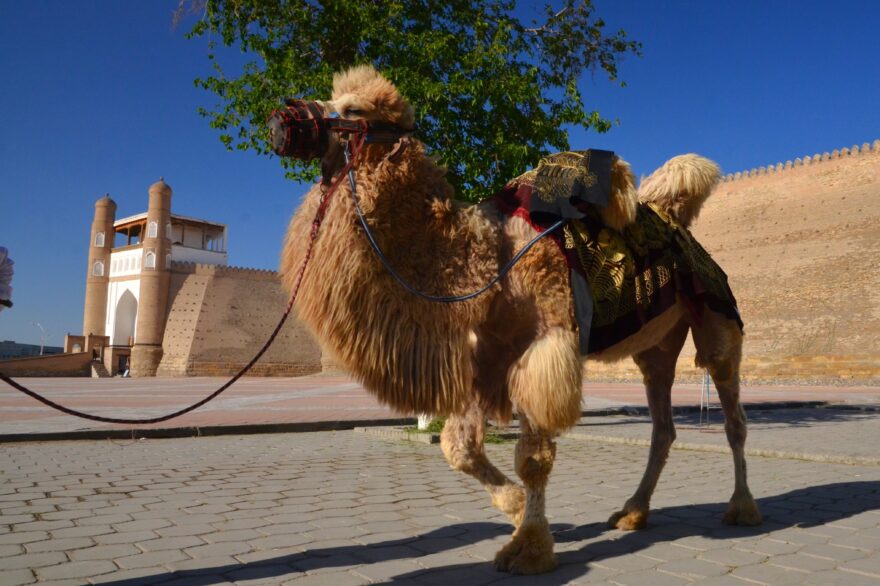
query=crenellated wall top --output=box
[721,139,880,183]
[170,261,280,281]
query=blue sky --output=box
[1,1,878,346]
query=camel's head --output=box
[326,65,415,129]
[269,65,414,184]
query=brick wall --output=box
[0,352,92,377]
[156,263,322,377]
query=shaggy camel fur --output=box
[280,65,761,575]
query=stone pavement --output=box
[1,374,878,440]
[1,408,879,585]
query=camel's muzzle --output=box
[268,99,412,160]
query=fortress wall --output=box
[156,263,322,377]
[0,352,92,377]
[588,141,880,383]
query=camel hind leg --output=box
[609,318,689,530]
[440,402,525,526]
[691,309,762,526]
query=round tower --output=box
[130,179,173,377]
[82,194,117,336]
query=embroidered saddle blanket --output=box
[491,150,743,355]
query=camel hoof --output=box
[607,509,648,530]
[493,522,558,574]
[723,498,763,526]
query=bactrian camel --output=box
[279,65,761,575]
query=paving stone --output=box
[830,533,880,551]
[69,543,141,561]
[732,538,803,556]
[163,554,240,573]
[92,530,158,545]
[37,560,118,581]
[0,531,48,545]
[115,549,189,569]
[0,551,67,570]
[0,569,36,585]
[224,563,300,583]
[700,547,768,567]
[78,514,133,526]
[350,558,425,581]
[731,562,807,584]
[592,551,663,573]
[136,535,205,551]
[611,569,691,586]
[693,576,753,586]
[800,542,869,561]
[840,554,880,577]
[156,576,234,586]
[283,570,371,585]
[248,533,316,550]
[156,523,217,537]
[636,542,706,562]
[89,568,168,585]
[235,547,306,565]
[11,520,75,532]
[657,558,731,579]
[0,543,24,557]
[770,552,840,572]
[212,518,271,531]
[183,540,254,558]
[49,526,114,539]
[805,569,880,585]
[201,529,265,543]
[0,514,36,525]
[110,518,172,532]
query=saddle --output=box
[491,150,742,355]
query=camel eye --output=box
[345,108,364,117]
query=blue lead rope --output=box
[344,147,565,303]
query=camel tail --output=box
[638,154,722,228]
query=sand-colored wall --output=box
[156,263,322,377]
[0,352,92,377]
[588,141,880,383]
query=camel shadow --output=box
[94,480,879,585]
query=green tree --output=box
[180,0,640,201]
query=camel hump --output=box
[637,154,722,228]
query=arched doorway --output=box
[113,290,138,346]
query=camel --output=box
[279,65,762,575]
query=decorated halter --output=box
[267,99,412,160]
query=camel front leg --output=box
[494,415,558,574]
[440,403,525,526]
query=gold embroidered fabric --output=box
[563,202,736,330]
[516,151,599,204]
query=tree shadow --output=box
[94,480,879,585]
[692,406,880,428]
[584,406,880,429]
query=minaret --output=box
[82,194,116,336]
[130,179,172,377]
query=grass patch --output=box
[404,416,514,443]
